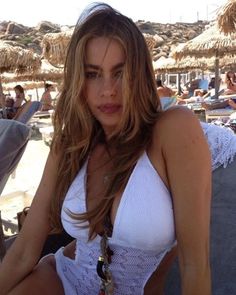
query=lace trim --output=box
[201,122,236,171]
[55,240,167,295]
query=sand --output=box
[0,136,49,235]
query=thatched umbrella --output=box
[42,28,157,66]
[2,81,48,92]
[1,59,63,84]
[154,54,236,74]
[217,0,236,34]
[153,56,215,73]
[41,28,74,66]
[0,41,41,74]
[173,23,236,99]
[153,56,216,94]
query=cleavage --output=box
[85,145,122,230]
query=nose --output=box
[101,78,117,97]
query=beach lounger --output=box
[33,110,51,119]
[205,108,235,122]
[0,120,31,194]
[13,101,41,124]
[0,119,31,259]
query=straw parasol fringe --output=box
[217,0,236,34]
[41,29,157,66]
[0,41,41,74]
[173,24,236,60]
[143,33,156,52]
[1,59,63,84]
[2,80,56,91]
[41,29,74,66]
[153,56,216,74]
[154,54,236,74]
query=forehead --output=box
[85,37,125,65]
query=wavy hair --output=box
[50,3,162,238]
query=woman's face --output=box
[84,37,125,138]
[15,89,20,96]
[228,71,234,79]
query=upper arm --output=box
[154,108,211,268]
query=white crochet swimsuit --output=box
[55,151,176,295]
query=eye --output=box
[113,70,123,79]
[85,71,100,79]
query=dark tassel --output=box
[96,256,107,281]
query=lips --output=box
[98,104,121,114]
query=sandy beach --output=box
[0,133,49,235]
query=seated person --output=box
[0,85,26,119]
[13,85,26,108]
[156,79,177,110]
[5,96,14,108]
[40,83,54,111]
[177,89,209,105]
[223,70,236,95]
[208,77,215,89]
[156,79,175,98]
[179,78,201,99]
[202,97,236,111]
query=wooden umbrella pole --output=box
[0,77,3,95]
[215,51,220,100]
[177,73,182,95]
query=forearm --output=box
[181,265,211,295]
[0,248,37,294]
[0,228,46,295]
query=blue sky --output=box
[1,0,226,27]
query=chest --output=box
[85,152,122,228]
[62,152,175,251]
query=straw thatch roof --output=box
[217,0,236,34]
[1,59,63,83]
[42,28,157,66]
[41,28,74,66]
[173,24,236,59]
[154,54,236,74]
[143,33,156,52]
[153,56,215,73]
[31,59,63,81]
[0,41,41,74]
[2,81,50,91]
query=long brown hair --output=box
[50,3,162,238]
[225,70,236,86]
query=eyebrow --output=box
[84,62,125,71]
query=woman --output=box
[0,85,26,119]
[40,83,54,111]
[13,85,26,109]
[224,70,236,95]
[156,79,175,98]
[0,4,211,295]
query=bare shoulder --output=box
[152,106,205,147]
